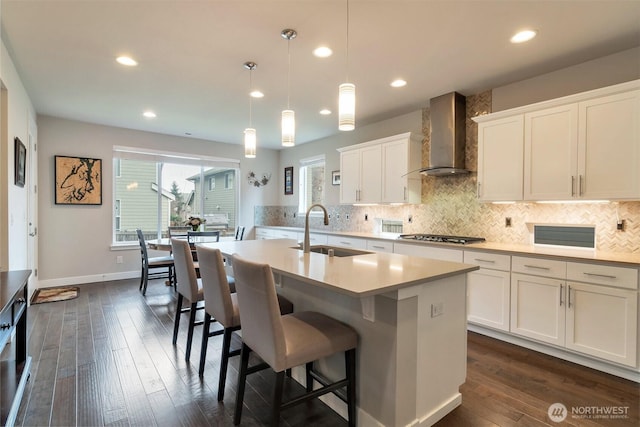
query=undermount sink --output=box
[292,245,372,257]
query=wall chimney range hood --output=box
[420,91,468,176]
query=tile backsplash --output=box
[255,91,640,254]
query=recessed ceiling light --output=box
[319,109,332,115]
[390,79,407,88]
[313,46,333,58]
[510,29,537,44]
[143,111,156,118]
[250,90,264,98]
[116,56,138,66]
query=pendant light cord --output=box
[248,69,253,126]
[345,0,350,81]
[287,38,291,109]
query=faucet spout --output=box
[304,204,329,253]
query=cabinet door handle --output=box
[404,186,407,201]
[579,175,584,196]
[559,283,564,306]
[339,241,352,246]
[523,264,550,270]
[583,272,617,280]
[571,176,575,197]
[567,285,572,308]
[371,245,385,250]
[474,258,495,264]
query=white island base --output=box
[274,272,467,427]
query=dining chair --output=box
[136,229,175,295]
[195,246,293,401]
[187,231,220,262]
[231,254,358,427]
[171,237,205,361]
[168,225,191,237]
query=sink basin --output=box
[292,245,372,257]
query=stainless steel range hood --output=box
[420,92,468,176]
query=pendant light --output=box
[243,61,257,158]
[338,0,355,131]
[281,29,297,147]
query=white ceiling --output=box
[2,1,639,150]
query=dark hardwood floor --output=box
[16,278,639,426]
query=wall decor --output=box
[14,137,26,187]
[284,166,294,195]
[55,155,102,205]
[332,170,341,186]
[248,171,271,187]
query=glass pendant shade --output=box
[281,109,295,147]
[338,83,355,131]
[244,128,256,158]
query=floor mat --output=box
[30,286,79,304]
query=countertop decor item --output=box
[54,155,102,205]
[186,216,206,231]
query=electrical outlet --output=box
[336,213,340,219]
[293,212,296,218]
[505,217,512,227]
[116,256,123,264]
[346,214,350,220]
[431,302,444,318]
[284,212,287,218]
[408,215,413,223]
[617,219,625,231]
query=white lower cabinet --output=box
[511,272,566,346]
[510,256,638,367]
[393,242,463,262]
[326,235,367,250]
[464,251,511,332]
[366,239,394,253]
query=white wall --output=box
[277,110,423,207]
[37,116,279,285]
[1,39,36,271]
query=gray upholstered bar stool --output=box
[171,237,205,362]
[195,246,293,401]
[231,254,358,427]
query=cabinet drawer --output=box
[272,230,298,240]
[567,262,638,290]
[307,233,328,245]
[366,240,394,253]
[394,242,463,262]
[327,235,367,250]
[464,251,511,271]
[512,256,566,279]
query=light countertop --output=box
[202,238,478,298]
[257,226,640,266]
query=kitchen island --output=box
[203,238,478,427]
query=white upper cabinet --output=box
[477,115,524,201]
[474,80,640,201]
[339,132,421,204]
[524,104,578,200]
[578,90,640,200]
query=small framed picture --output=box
[14,137,26,187]
[284,166,294,195]
[332,170,341,186]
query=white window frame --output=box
[298,155,325,215]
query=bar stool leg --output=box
[218,328,233,401]
[346,349,357,427]
[271,371,286,427]
[234,343,251,425]
[198,313,212,377]
[305,362,313,392]
[185,301,197,361]
[172,293,184,345]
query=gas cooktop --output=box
[398,234,486,245]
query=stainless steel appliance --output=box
[398,234,485,245]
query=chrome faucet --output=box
[303,203,329,253]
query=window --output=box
[114,158,121,177]
[112,146,240,244]
[298,155,325,214]
[225,173,233,189]
[115,199,121,231]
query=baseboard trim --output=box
[36,271,139,289]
